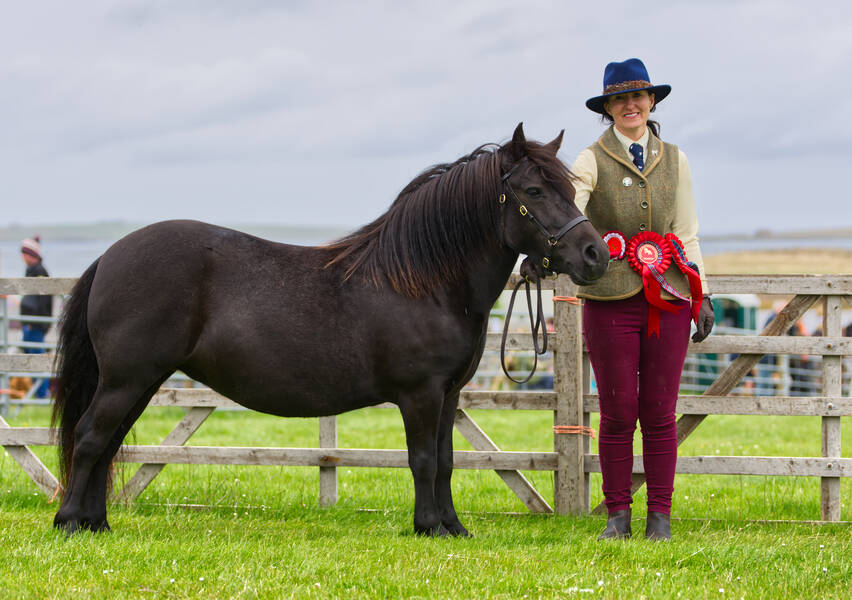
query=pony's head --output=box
[497,123,608,285]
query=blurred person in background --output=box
[20,235,52,398]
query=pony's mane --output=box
[324,139,574,297]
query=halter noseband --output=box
[499,161,589,271]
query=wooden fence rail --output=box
[1,274,850,520]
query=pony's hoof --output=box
[444,521,473,538]
[88,519,112,533]
[54,516,82,536]
[54,514,111,535]
[414,523,449,537]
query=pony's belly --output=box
[204,380,386,418]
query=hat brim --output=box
[585,84,671,114]
[21,246,41,260]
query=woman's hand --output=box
[692,296,715,343]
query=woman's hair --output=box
[600,98,661,137]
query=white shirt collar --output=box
[612,126,649,158]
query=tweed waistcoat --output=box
[578,126,692,301]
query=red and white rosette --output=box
[602,230,626,260]
[626,231,684,336]
[665,233,703,324]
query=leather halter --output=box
[499,160,589,271]
[497,159,589,384]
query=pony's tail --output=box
[51,259,101,488]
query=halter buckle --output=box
[542,257,550,269]
[519,205,528,216]
[498,193,506,204]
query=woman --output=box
[570,58,715,540]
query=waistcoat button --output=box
[638,180,646,188]
[639,223,647,230]
[641,201,649,209]
[622,176,633,187]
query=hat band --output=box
[602,79,651,94]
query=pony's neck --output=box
[459,244,519,315]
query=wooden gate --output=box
[1,274,850,520]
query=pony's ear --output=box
[543,130,564,155]
[512,122,526,145]
[508,122,527,161]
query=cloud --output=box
[0,0,850,233]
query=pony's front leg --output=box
[399,385,445,536]
[435,392,471,537]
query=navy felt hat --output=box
[585,58,671,114]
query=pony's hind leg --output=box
[54,376,166,533]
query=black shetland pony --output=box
[52,124,608,536]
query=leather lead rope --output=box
[500,275,548,384]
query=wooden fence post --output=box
[553,276,585,513]
[582,352,592,513]
[821,296,842,521]
[1,297,8,417]
[319,416,338,507]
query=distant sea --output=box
[0,224,349,278]
[1,223,851,278]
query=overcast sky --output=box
[2,1,850,235]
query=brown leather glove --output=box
[692,296,715,343]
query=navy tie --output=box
[629,143,644,171]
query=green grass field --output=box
[2,406,850,599]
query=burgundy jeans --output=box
[583,293,691,515]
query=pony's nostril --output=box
[583,242,602,265]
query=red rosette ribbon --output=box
[665,233,703,323]
[602,230,626,260]
[626,231,683,336]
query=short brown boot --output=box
[597,508,631,540]
[645,511,671,541]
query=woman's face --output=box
[604,90,655,138]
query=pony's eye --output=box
[525,187,542,197]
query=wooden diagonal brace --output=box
[0,414,60,497]
[116,407,214,502]
[454,408,553,513]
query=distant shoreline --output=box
[703,227,852,241]
[2,221,850,243]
